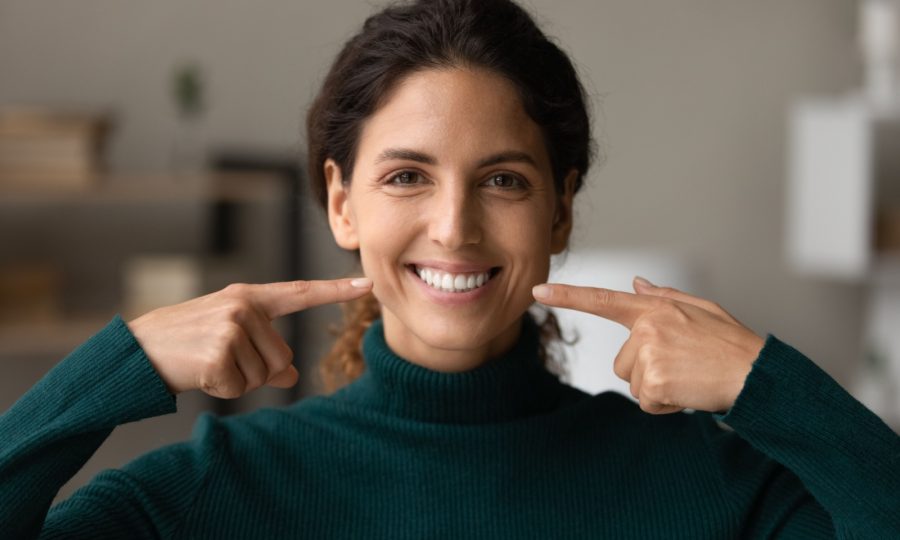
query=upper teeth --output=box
[414,266,491,293]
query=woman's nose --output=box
[428,186,482,250]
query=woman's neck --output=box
[333,314,562,424]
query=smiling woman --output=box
[1,0,899,538]
[306,0,591,383]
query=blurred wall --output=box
[547,0,866,384]
[0,1,866,385]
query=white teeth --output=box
[453,275,467,290]
[413,266,493,293]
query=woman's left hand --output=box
[533,276,766,415]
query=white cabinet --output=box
[786,96,876,280]
[786,96,900,280]
[787,95,900,428]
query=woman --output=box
[2,0,898,537]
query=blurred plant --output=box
[172,62,205,120]
[169,61,207,172]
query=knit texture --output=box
[1,314,898,539]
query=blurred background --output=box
[2,0,899,501]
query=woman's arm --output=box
[38,412,225,539]
[707,335,900,538]
[0,316,180,538]
[0,278,371,538]
[534,277,900,538]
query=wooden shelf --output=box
[0,171,285,205]
[0,169,290,359]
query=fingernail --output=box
[634,276,654,288]
[532,284,552,299]
[350,277,372,288]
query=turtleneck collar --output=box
[333,314,564,424]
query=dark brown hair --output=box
[307,0,594,391]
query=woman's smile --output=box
[405,263,502,305]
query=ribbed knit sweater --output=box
[1,314,899,539]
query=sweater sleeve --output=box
[0,315,181,538]
[707,334,900,539]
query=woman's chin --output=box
[382,309,524,371]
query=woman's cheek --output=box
[357,234,404,303]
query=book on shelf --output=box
[0,106,113,190]
[877,208,900,252]
[0,263,63,324]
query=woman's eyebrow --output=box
[476,150,536,168]
[374,148,537,168]
[375,148,437,165]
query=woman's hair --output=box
[306,0,594,392]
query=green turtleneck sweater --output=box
[1,314,899,539]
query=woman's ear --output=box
[550,169,578,254]
[325,159,360,250]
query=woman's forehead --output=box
[356,67,551,170]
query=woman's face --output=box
[326,67,575,372]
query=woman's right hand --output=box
[126,278,373,398]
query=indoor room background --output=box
[2,0,898,502]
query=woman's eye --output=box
[484,173,524,189]
[387,171,422,185]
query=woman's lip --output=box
[406,260,498,273]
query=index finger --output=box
[532,283,661,329]
[249,277,373,319]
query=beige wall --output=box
[539,0,866,382]
[0,1,868,400]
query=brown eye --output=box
[484,173,524,189]
[389,171,422,185]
